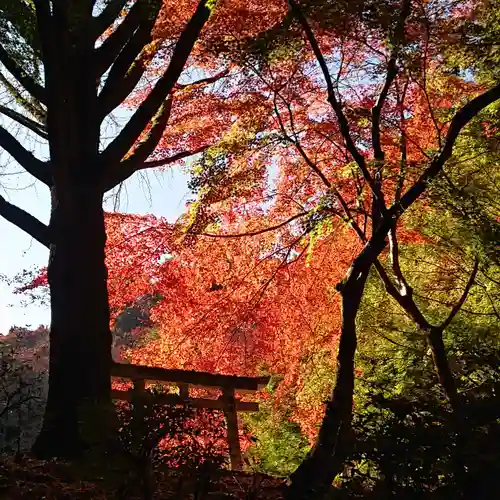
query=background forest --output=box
[1,0,500,498]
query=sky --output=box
[0,152,192,334]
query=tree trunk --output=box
[426,327,460,410]
[286,267,370,499]
[426,327,470,492]
[32,186,113,458]
[29,8,117,457]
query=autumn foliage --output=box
[3,0,500,495]
[14,0,498,443]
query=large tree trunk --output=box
[30,6,116,457]
[286,267,370,499]
[32,186,113,458]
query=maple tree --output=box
[149,0,499,496]
[98,22,500,488]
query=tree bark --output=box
[426,327,460,410]
[286,267,370,499]
[29,1,117,457]
[32,186,113,458]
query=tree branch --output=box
[372,248,459,408]
[92,0,129,40]
[99,0,211,168]
[273,93,331,188]
[374,223,477,335]
[368,0,410,232]
[388,226,412,296]
[397,83,500,215]
[197,212,308,238]
[0,124,51,185]
[140,145,208,169]
[440,258,479,330]
[0,104,48,139]
[395,79,409,203]
[0,1,40,53]
[174,69,229,90]
[98,18,158,118]
[371,58,397,163]
[371,57,397,233]
[288,0,384,211]
[371,0,409,160]
[351,81,500,276]
[374,257,431,328]
[94,0,161,78]
[339,192,430,329]
[0,194,50,248]
[0,72,46,125]
[101,97,172,191]
[102,145,208,192]
[32,0,54,65]
[0,44,46,104]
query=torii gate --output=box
[110,362,270,470]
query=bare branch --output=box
[99,0,211,168]
[440,258,479,330]
[0,124,51,185]
[98,20,158,118]
[0,105,48,139]
[0,44,46,104]
[0,194,50,248]
[0,72,46,124]
[102,145,208,192]
[92,0,129,40]
[32,0,54,71]
[95,0,162,78]
[198,212,308,238]
[101,97,173,191]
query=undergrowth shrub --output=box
[0,341,45,454]
[114,385,227,499]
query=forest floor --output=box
[0,455,286,499]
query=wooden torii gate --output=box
[110,362,270,470]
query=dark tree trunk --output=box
[32,187,113,458]
[286,267,370,499]
[426,327,459,410]
[426,327,469,492]
[29,5,117,457]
